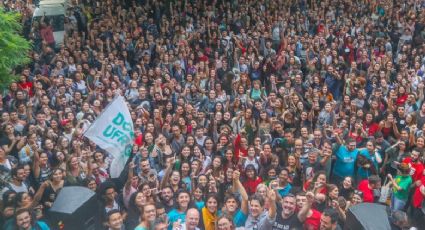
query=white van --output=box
[32,0,69,47]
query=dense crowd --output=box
[1,0,425,229]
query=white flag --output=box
[84,96,134,177]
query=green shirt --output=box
[393,175,412,200]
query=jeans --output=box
[391,195,407,211]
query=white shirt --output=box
[179,223,200,230]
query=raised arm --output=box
[298,191,314,222]
[232,170,249,214]
[16,136,27,152]
[392,120,400,139]
[258,189,277,230]
[320,150,332,167]
[125,161,136,190]
[32,149,41,179]
[160,158,174,189]
[333,130,343,145]
[27,180,49,209]
[3,137,18,155]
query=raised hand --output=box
[267,188,277,202]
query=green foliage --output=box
[0,9,32,90]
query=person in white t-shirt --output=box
[173,208,200,230]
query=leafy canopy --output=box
[0,9,32,90]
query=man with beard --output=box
[1,164,30,196]
[402,148,424,183]
[258,191,303,230]
[319,208,341,230]
[137,158,157,184]
[5,208,50,230]
[161,186,175,212]
[332,137,359,184]
[402,148,424,214]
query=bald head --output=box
[185,208,200,230]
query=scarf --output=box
[201,207,217,230]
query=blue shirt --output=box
[182,177,192,191]
[135,226,147,230]
[333,145,359,178]
[357,149,379,180]
[277,184,292,197]
[195,201,205,210]
[167,209,186,230]
[234,208,248,227]
[4,220,50,230]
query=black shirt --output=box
[272,212,303,230]
[0,136,19,159]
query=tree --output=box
[0,9,31,90]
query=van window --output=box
[33,15,65,32]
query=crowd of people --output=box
[1,0,425,229]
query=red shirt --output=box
[358,179,374,203]
[134,133,143,146]
[18,81,33,96]
[412,176,425,208]
[198,55,209,63]
[240,46,247,55]
[243,177,262,196]
[40,26,55,44]
[363,122,379,137]
[396,94,408,106]
[233,134,248,162]
[304,209,322,230]
[403,157,424,182]
[348,131,364,144]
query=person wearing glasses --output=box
[135,204,157,230]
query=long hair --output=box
[244,164,258,181]
[175,189,192,211]
[126,191,144,229]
